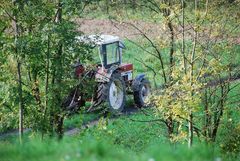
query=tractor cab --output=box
[77,35,125,69]
[99,36,126,69]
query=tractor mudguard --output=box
[132,74,145,91]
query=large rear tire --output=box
[93,73,126,113]
[92,83,105,107]
[133,79,151,107]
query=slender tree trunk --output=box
[49,71,55,136]
[54,0,64,139]
[203,88,209,139]
[211,84,226,141]
[161,1,175,83]
[181,0,187,74]
[188,0,198,148]
[189,44,196,147]
[13,0,24,144]
[44,34,50,118]
[166,116,174,138]
[105,0,109,14]
[32,73,43,111]
[168,21,174,82]
[42,34,50,139]
[17,61,24,144]
[188,113,193,147]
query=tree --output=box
[151,0,240,147]
[0,0,93,139]
[109,0,240,147]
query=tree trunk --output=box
[188,113,193,148]
[105,0,109,14]
[168,21,174,81]
[203,88,210,139]
[17,61,24,144]
[42,34,50,139]
[181,0,187,74]
[188,0,198,148]
[166,116,174,138]
[13,0,24,144]
[54,0,64,139]
[211,84,225,141]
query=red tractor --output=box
[62,35,150,113]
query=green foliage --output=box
[0,0,94,136]
[219,122,240,155]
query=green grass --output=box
[1,110,239,161]
[0,139,226,161]
[123,39,168,86]
[81,2,163,23]
[64,112,99,130]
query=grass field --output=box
[0,107,239,161]
[1,108,239,161]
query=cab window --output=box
[106,42,120,65]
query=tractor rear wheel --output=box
[93,73,126,113]
[133,79,151,107]
[92,83,105,107]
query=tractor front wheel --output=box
[106,73,126,113]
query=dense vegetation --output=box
[0,0,240,161]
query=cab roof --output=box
[76,35,120,45]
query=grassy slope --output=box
[1,110,235,161]
[0,84,239,161]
